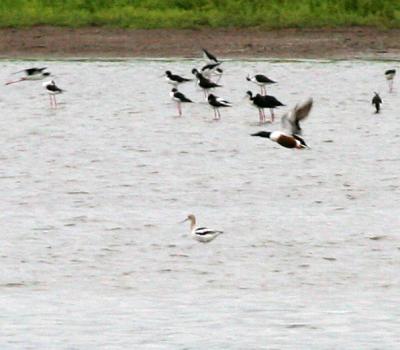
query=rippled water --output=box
[0,59,399,349]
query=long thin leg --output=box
[177,102,182,116]
[217,109,221,120]
[270,108,275,122]
[49,94,52,108]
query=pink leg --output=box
[178,103,182,116]
[270,108,275,123]
[49,94,52,107]
[54,95,58,108]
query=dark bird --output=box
[207,93,232,120]
[6,67,50,85]
[43,80,64,108]
[385,69,396,93]
[251,98,313,149]
[170,88,193,116]
[192,69,222,98]
[372,92,382,114]
[201,62,222,77]
[246,74,276,95]
[246,91,284,123]
[165,71,192,86]
[202,48,219,63]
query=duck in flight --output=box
[251,98,313,149]
[181,214,223,243]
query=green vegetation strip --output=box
[0,0,399,28]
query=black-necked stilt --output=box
[5,67,50,85]
[385,69,396,93]
[200,62,222,77]
[372,92,382,114]
[245,91,284,123]
[202,48,219,63]
[192,69,222,98]
[165,71,192,86]
[170,88,193,116]
[246,74,276,95]
[251,98,313,149]
[207,93,232,120]
[43,80,64,108]
[181,214,223,243]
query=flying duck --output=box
[170,88,193,116]
[251,98,313,149]
[182,214,223,243]
[246,74,276,95]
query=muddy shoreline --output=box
[0,26,399,59]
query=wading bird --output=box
[165,71,192,86]
[170,88,193,116]
[385,69,396,93]
[192,69,222,98]
[246,91,284,123]
[43,80,64,108]
[207,93,232,120]
[246,74,276,95]
[372,92,382,114]
[181,214,223,243]
[251,98,313,149]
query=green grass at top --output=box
[0,0,399,28]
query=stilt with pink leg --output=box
[385,69,396,93]
[207,94,231,121]
[43,80,64,109]
[170,88,193,117]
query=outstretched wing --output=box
[281,98,313,135]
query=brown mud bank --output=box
[0,26,399,60]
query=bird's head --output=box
[171,88,178,92]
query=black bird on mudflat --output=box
[192,69,222,98]
[207,93,232,120]
[165,71,192,86]
[246,91,284,123]
[170,88,193,117]
[246,74,276,95]
[372,92,382,114]
[385,69,396,93]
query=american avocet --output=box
[385,69,396,93]
[207,94,232,120]
[192,69,222,98]
[246,74,276,95]
[165,71,192,86]
[170,88,193,116]
[5,67,50,85]
[246,91,284,123]
[43,80,64,108]
[251,98,313,149]
[202,48,219,63]
[181,214,223,243]
[372,92,382,114]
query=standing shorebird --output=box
[181,214,223,243]
[5,67,50,85]
[43,80,64,108]
[246,74,276,95]
[207,93,232,120]
[251,98,313,149]
[170,88,193,116]
[385,69,396,93]
[245,91,284,123]
[192,69,222,98]
[372,92,382,114]
[165,71,192,86]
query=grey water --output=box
[0,59,399,349]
